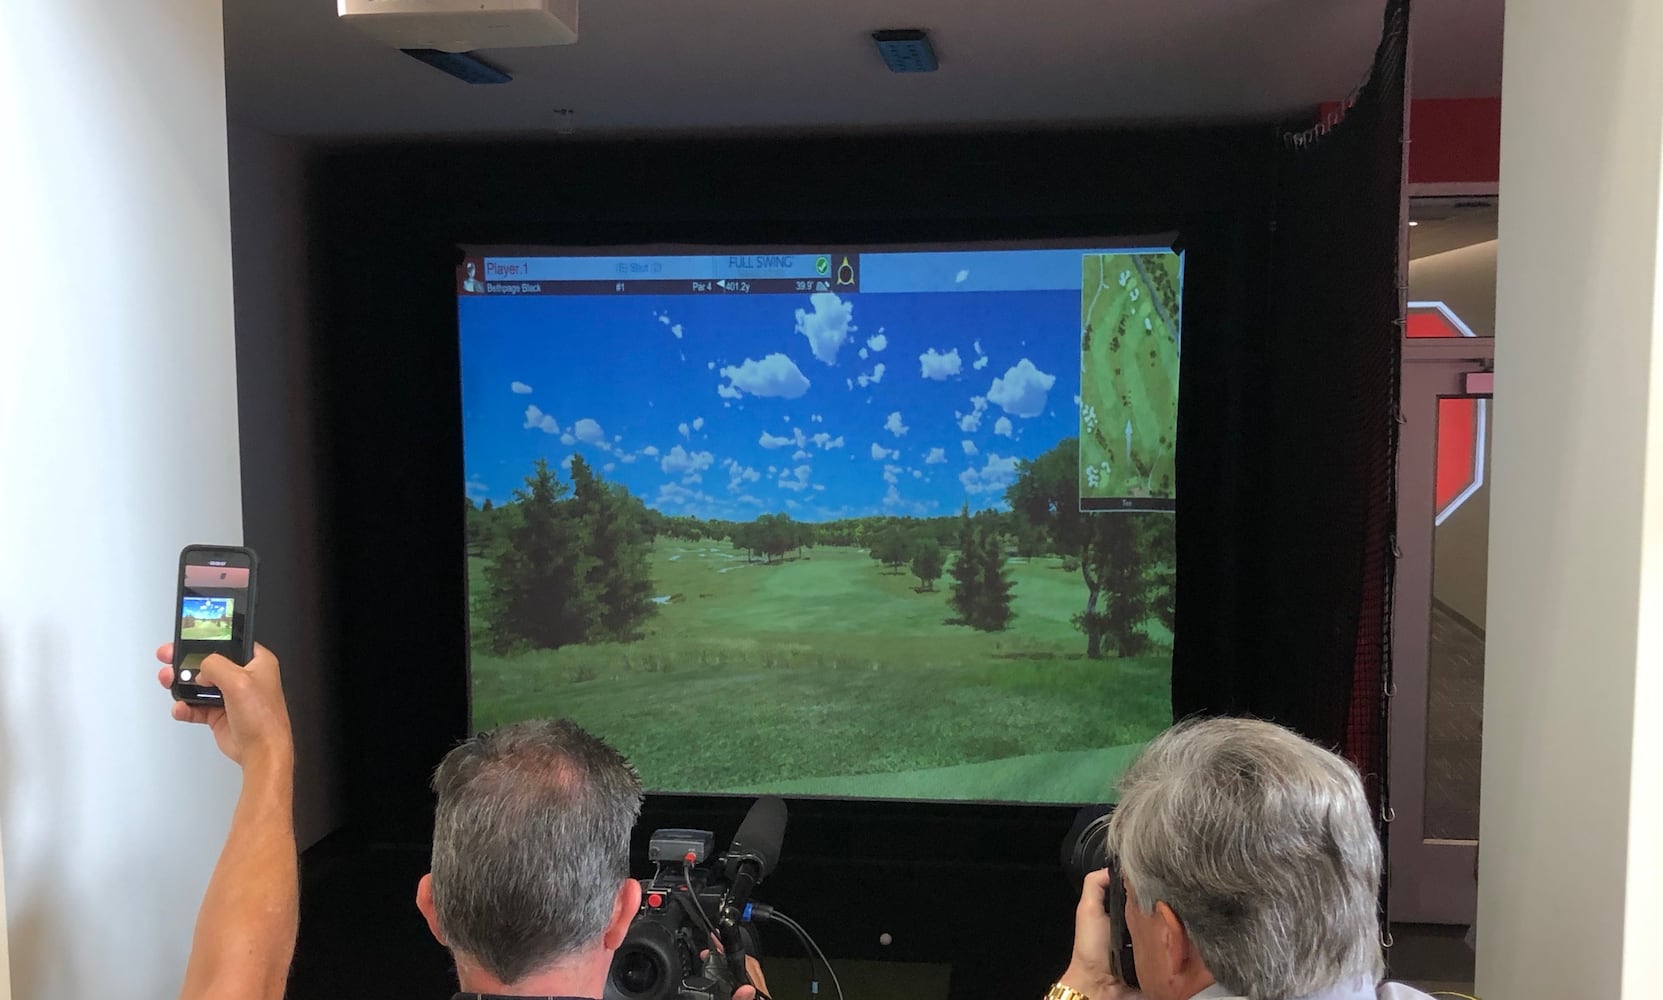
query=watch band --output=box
[1045,984,1091,1000]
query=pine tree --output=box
[910,538,945,591]
[949,506,983,624]
[569,456,655,641]
[481,458,599,652]
[974,528,1015,629]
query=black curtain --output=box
[1172,0,1406,789]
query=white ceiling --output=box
[223,0,1504,138]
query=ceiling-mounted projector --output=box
[338,0,578,53]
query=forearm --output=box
[180,752,298,1000]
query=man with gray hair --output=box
[415,719,766,999]
[1050,718,1437,1000]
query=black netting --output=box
[1171,0,1406,824]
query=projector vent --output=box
[872,29,938,73]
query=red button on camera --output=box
[647,893,663,908]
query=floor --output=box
[1388,922,1477,997]
[1424,601,1486,841]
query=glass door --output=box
[1389,357,1493,923]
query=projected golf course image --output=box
[461,247,1180,803]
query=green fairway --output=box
[471,541,1170,803]
[180,622,233,641]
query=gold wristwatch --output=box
[1045,984,1091,1000]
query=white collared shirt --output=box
[1191,979,1439,1000]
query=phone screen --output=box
[173,547,256,702]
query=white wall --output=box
[1480,0,1663,996]
[227,124,343,849]
[0,1,243,995]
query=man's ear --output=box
[1155,900,1190,971]
[417,873,447,946]
[602,878,643,951]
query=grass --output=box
[180,622,233,640]
[1080,253,1180,500]
[470,542,1171,803]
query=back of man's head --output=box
[1107,717,1383,1000]
[430,719,644,984]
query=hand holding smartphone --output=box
[171,545,259,705]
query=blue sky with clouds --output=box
[461,272,1093,521]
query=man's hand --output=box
[1059,869,1139,1000]
[156,642,292,770]
[703,936,769,1000]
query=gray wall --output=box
[228,123,343,848]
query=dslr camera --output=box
[606,798,787,1000]
[1062,804,1139,989]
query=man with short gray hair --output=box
[1050,718,1436,1000]
[416,719,766,999]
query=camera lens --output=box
[608,919,679,1000]
[616,952,661,996]
[1061,804,1115,883]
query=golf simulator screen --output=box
[457,242,1182,804]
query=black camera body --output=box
[1062,805,1139,989]
[606,822,772,1000]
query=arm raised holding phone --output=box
[156,641,298,1000]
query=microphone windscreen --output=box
[730,796,788,876]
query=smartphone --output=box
[171,545,259,705]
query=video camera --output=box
[1062,805,1139,989]
[606,797,788,1000]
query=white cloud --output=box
[661,445,715,479]
[871,442,899,461]
[882,464,903,485]
[811,414,824,423]
[726,461,762,491]
[813,484,827,492]
[561,455,575,469]
[794,292,855,365]
[912,469,924,479]
[987,359,1057,418]
[973,339,983,356]
[955,269,970,284]
[511,381,534,394]
[523,405,559,434]
[867,333,888,353]
[692,417,705,432]
[924,447,947,465]
[657,482,714,508]
[884,411,909,437]
[717,383,744,399]
[919,347,963,381]
[858,348,868,360]
[811,432,845,450]
[678,422,690,438]
[573,418,608,447]
[846,378,854,390]
[671,324,684,339]
[857,362,886,388]
[994,416,1014,438]
[642,445,661,457]
[962,439,978,456]
[658,314,671,326]
[778,465,813,492]
[759,430,793,449]
[883,484,903,507]
[960,453,1021,495]
[957,395,989,432]
[465,476,489,500]
[708,361,717,370]
[603,462,617,472]
[973,355,989,370]
[792,449,811,461]
[622,453,638,464]
[560,432,577,446]
[720,354,811,399]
